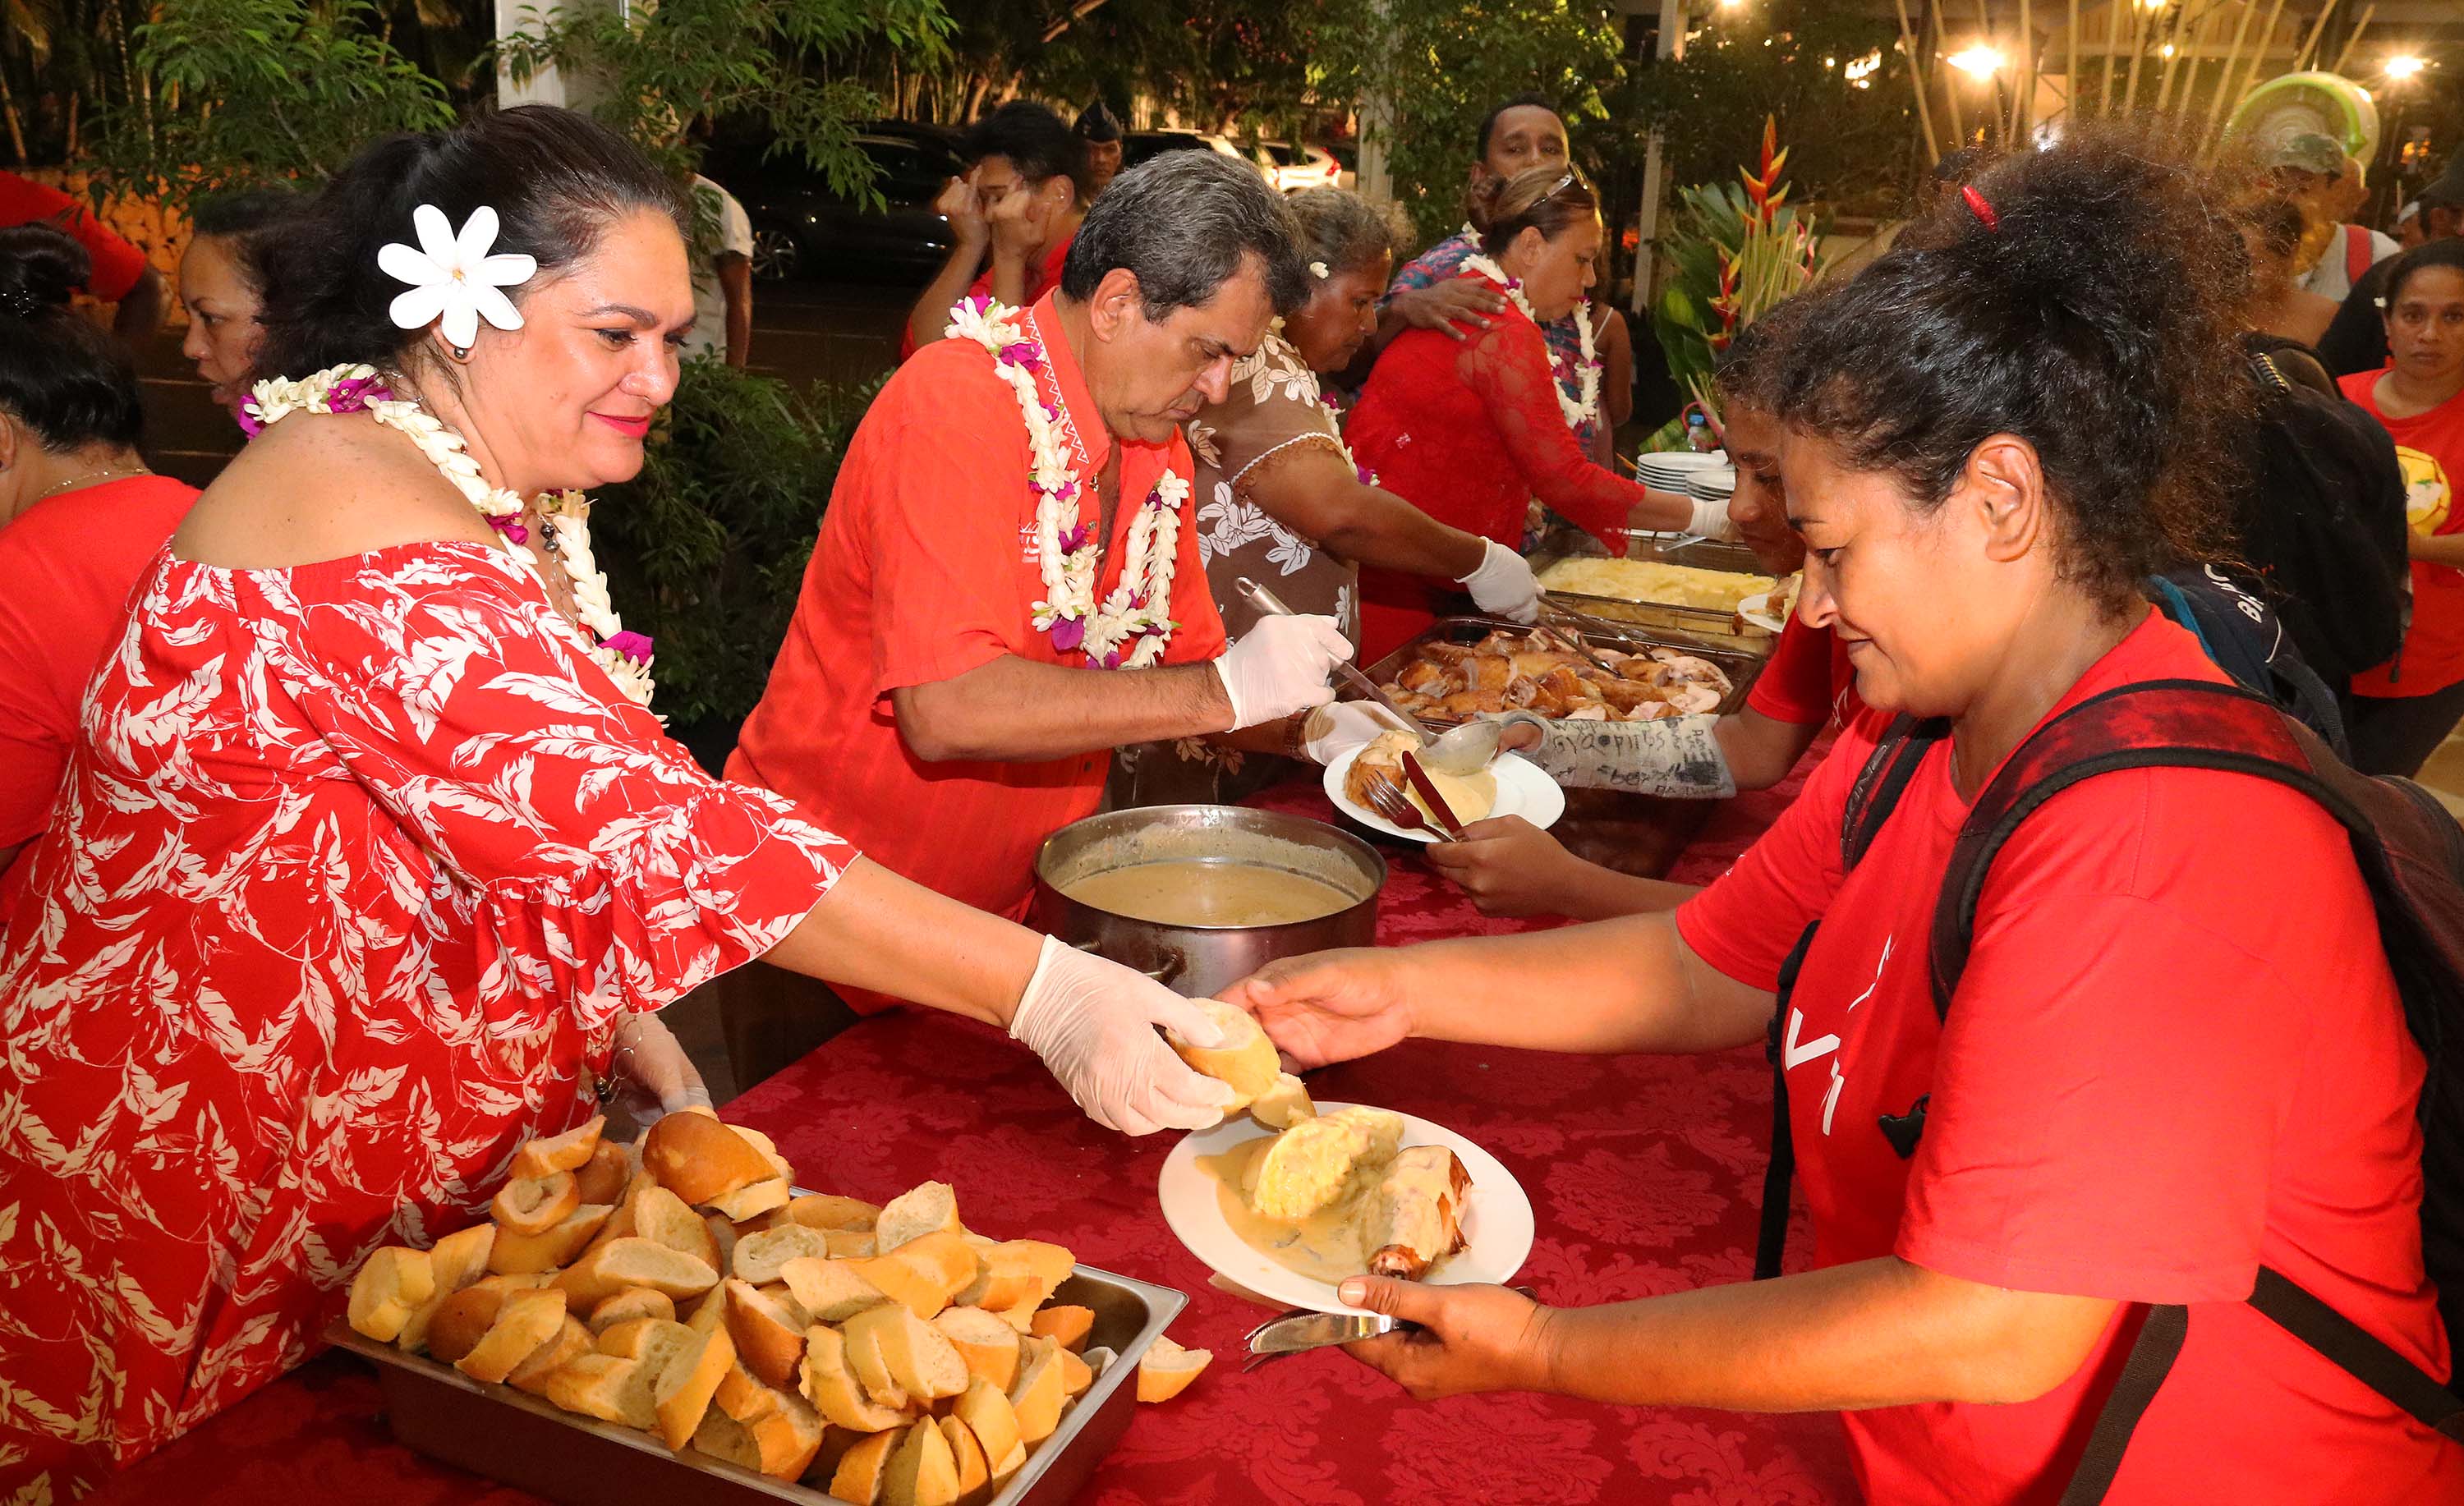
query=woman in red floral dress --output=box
[0,108,1235,1495]
[1345,168,1718,660]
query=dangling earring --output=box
[449,345,472,363]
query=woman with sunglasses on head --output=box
[1345,167,1718,662]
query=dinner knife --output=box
[1398,750,1468,838]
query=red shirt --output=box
[1744,613,1859,728]
[0,475,199,909]
[895,234,1076,362]
[0,170,151,302]
[1345,273,1639,662]
[729,292,1226,1003]
[2342,372,2464,697]
[1676,613,2453,1504]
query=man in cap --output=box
[1076,102,1125,198]
[2269,133,2397,304]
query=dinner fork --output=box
[1360,774,1443,838]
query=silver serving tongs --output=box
[1242,1308,1406,1370]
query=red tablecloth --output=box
[90,769,1857,1506]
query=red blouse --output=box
[1345,273,1642,660]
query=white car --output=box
[1248,141,1340,195]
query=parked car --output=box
[1247,141,1340,195]
[1122,130,1248,171]
[705,132,963,283]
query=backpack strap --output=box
[2250,1267,2464,1441]
[2348,223,2375,287]
[2056,1304,2191,1506]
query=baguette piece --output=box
[655,1324,737,1450]
[508,1315,595,1396]
[492,1170,582,1237]
[424,1287,506,1366]
[1027,1305,1093,1354]
[826,1230,878,1260]
[937,1416,991,1506]
[715,1357,784,1423]
[630,1185,724,1271]
[742,1389,827,1481]
[454,1288,568,1384]
[951,1380,1020,1471]
[883,1231,979,1304]
[1246,1106,1405,1220]
[785,1193,880,1232]
[852,1252,955,1322]
[1005,1346,1064,1444]
[691,1408,761,1473]
[732,1224,832,1285]
[573,1136,636,1205]
[778,1256,890,1325]
[931,1306,1021,1391]
[395,1224,495,1355]
[705,1177,792,1224]
[723,1278,810,1389]
[872,1181,961,1253]
[346,1246,435,1343]
[554,1237,719,1307]
[842,1307,913,1410]
[542,1352,655,1430]
[1135,1334,1211,1404]
[954,1240,1070,1311]
[488,1201,614,1274]
[830,1429,900,1505]
[586,1287,677,1334]
[1248,1071,1317,1129]
[1363,1145,1473,1279]
[883,1417,961,1506]
[844,1304,969,1401]
[644,1113,775,1208]
[1055,1347,1093,1398]
[511,1113,605,1178]
[801,1324,909,1433]
[1164,998,1281,1111]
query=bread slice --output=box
[843,1303,969,1402]
[705,1212,741,1275]
[779,1256,890,1325]
[395,1224,495,1354]
[629,1184,723,1271]
[785,1193,880,1233]
[554,1237,719,1308]
[872,1181,962,1254]
[741,1389,827,1481]
[842,1306,913,1410]
[424,1287,505,1366]
[715,1357,784,1423]
[655,1323,736,1451]
[931,1306,1021,1391]
[954,1239,1070,1311]
[885,1231,979,1305]
[508,1315,595,1396]
[830,1428,900,1504]
[755,1280,811,1329]
[692,1407,762,1473]
[936,1416,991,1506]
[488,1202,614,1275]
[644,1113,774,1208]
[599,1315,698,1362]
[882,1416,961,1506]
[541,1352,655,1430]
[1135,1334,1211,1403]
[732,1224,832,1285]
[1055,1347,1093,1398]
[586,1286,676,1334]
[989,1442,1027,1486]
[801,1323,909,1433]
[346,1246,435,1343]
[952,1378,1020,1467]
[1164,998,1281,1111]
[723,1278,809,1389]
[826,1230,878,1259]
[454,1288,568,1384]
[1005,1346,1064,1444]
[1247,1106,1405,1220]
[573,1136,637,1206]
[512,1113,605,1178]
[705,1177,792,1224]
[492,1170,582,1237]
[1026,1305,1093,1354]
[851,1251,954,1322]
[1249,1071,1317,1129]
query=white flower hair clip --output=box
[378,204,537,355]
[1310,260,1331,279]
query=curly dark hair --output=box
[961,101,1089,204]
[1774,122,2251,608]
[1712,292,1819,416]
[0,223,145,452]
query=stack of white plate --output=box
[1635,450,1727,492]
[1686,467,1737,504]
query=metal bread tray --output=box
[1354,615,1768,728]
[329,1257,1184,1506]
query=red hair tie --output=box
[1961,184,2000,232]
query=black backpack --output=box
[2232,340,2411,689]
[2146,564,2349,759]
[1754,679,2464,1502]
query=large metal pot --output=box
[1032,805,1385,998]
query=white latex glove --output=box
[1457,539,1541,622]
[1009,936,1239,1135]
[1687,493,1740,541]
[1211,613,1351,730]
[608,1012,714,1126]
[1301,701,1409,765]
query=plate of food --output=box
[1322,733,1564,843]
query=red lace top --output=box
[1345,273,1643,660]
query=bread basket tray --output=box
[1354,615,1770,731]
[328,1238,1185,1506]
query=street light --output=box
[1947,45,2006,78]
[2387,56,2426,80]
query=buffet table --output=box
[88,771,1858,1506]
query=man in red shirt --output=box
[732,152,1346,1022]
[899,102,1087,362]
[0,170,168,341]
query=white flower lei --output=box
[240,364,656,706]
[1460,251,1601,434]
[945,296,1182,668]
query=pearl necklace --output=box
[1460,250,1602,434]
[240,365,655,706]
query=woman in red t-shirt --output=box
[0,225,200,912]
[1345,168,1711,660]
[1228,126,2454,1504]
[2341,240,2464,776]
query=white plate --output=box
[1158,1102,1536,1315]
[1320,746,1564,842]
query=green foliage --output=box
[593,360,880,731]
[1308,0,1629,246]
[494,0,953,199]
[83,0,455,209]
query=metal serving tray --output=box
[329,1256,1184,1506]
[1355,615,1768,728]
[1526,531,1780,645]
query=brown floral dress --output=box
[1110,329,1363,807]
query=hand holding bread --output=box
[1008,934,1238,1135]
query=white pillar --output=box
[1630,0,1687,315]
[495,0,632,110]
